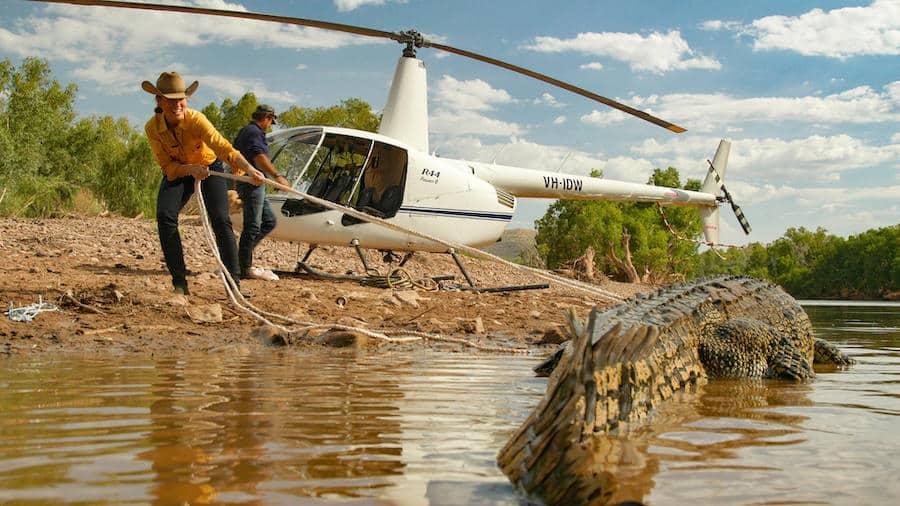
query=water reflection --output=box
[0,303,897,505]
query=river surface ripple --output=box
[0,302,897,505]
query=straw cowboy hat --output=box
[141,71,199,99]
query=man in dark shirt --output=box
[232,104,289,281]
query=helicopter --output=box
[35,0,752,288]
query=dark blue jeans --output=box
[236,181,276,276]
[156,160,239,289]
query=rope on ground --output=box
[194,180,529,354]
[212,172,625,303]
[5,296,59,322]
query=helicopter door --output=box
[342,142,408,226]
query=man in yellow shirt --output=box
[143,71,264,295]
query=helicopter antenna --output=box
[490,144,508,164]
[556,152,572,173]
[30,0,687,133]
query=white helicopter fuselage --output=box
[230,55,731,253]
[254,136,515,252]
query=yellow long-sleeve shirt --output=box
[144,108,244,181]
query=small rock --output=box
[426,317,448,332]
[393,290,422,308]
[456,317,485,334]
[315,330,368,349]
[539,326,568,345]
[185,303,223,323]
[251,324,288,346]
[168,294,189,306]
[194,272,219,285]
[529,310,542,318]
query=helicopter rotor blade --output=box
[30,0,687,133]
[428,42,686,133]
[27,0,400,40]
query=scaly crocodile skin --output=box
[497,276,852,505]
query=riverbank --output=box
[0,215,651,357]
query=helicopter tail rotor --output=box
[700,140,752,243]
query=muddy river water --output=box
[1,302,897,505]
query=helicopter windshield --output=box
[271,129,408,220]
[269,128,325,186]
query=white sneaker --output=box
[249,267,279,281]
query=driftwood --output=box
[607,229,639,283]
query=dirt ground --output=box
[0,215,653,357]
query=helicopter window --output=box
[279,133,375,217]
[270,129,324,187]
[342,142,408,225]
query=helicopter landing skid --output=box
[444,249,550,294]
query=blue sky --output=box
[1,0,897,246]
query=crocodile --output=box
[496,276,852,505]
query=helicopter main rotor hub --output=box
[394,30,426,57]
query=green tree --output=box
[91,119,159,217]
[222,93,259,142]
[0,57,79,216]
[278,98,381,131]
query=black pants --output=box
[156,160,239,289]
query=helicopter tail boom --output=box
[467,139,741,245]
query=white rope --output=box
[5,296,59,322]
[211,172,625,302]
[193,179,530,353]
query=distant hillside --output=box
[482,228,541,265]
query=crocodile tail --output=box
[497,307,704,504]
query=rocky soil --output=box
[0,215,652,357]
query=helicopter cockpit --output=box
[269,128,408,224]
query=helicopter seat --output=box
[356,187,375,211]
[376,185,402,218]
[324,172,352,203]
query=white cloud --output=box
[553,116,567,125]
[0,1,375,67]
[70,58,142,96]
[533,92,562,107]
[523,30,721,73]
[429,110,522,137]
[333,0,407,12]
[194,73,298,104]
[700,20,744,32]
[579,62,604,71]
[633,135,900,184]
[705,0,900,58]
[430,74,522,136]
[434,137,655,183]
[434,75,514,112]
[580,83,900,130]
